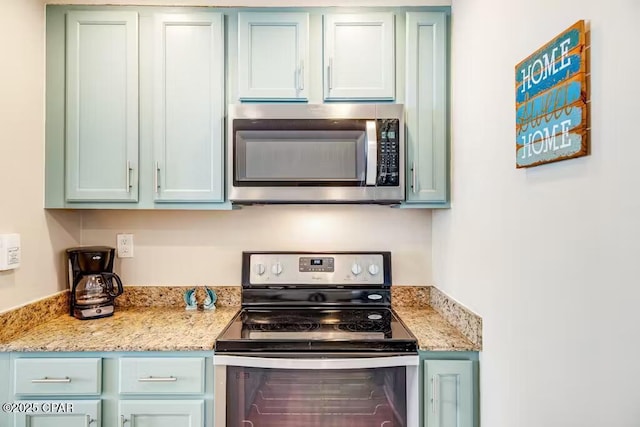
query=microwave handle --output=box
[365,120,378,186]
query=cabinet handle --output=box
[85,415,95,426]
[299,61,305,91]
[138,376,177,382]
[121,415,129,427]
[431,376,436,414]
[155,162,160,193]
[411,162,417,193]
[126,161,133,192]
[434,375,440,415]
[31,377,71,383]
[328,57,333,90]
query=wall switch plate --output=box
[116,233,134,258]
[0,233,20,271]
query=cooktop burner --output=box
[214,252,418,354]
[215,307,416,353]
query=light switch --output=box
[0,233,20,271]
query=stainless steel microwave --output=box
[228,104,404,204]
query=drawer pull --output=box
[86,415,95,426]
[137,376,177,382]
[31,377,71,384]
[121,415,129,426]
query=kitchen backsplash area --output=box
[79,206,433,287]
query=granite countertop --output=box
[0,286,481,352]
[0,305,478,352]
[0,307,239,352]
[394,306,478,351]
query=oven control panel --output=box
[299,257,335,272]
[247,253,388,286]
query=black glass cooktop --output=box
[215,308,417,353]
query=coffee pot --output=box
[67,246,124,320]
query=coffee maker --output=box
[67,246,124,320]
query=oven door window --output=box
[226,366,407,427]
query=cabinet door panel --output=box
[153,13,224,202]
[405,12,448,204]
[120,400,203,427]
[324,12,395,100]
[14,400,100,427]
[65,11,138,202]
[238,12,309,100]
[424,360,473,427]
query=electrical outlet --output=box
[116,234,134,258]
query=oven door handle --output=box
[365,120,378,186]
[213,355,417,370]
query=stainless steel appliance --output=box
[228,104,404,204]
[214,251,419,427]
[67,246,124,320]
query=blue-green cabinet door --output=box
[119,400,203,427]
[424,360,473,427]
[14,400,100,427]
[237,12,309,101]
[405,12,448,204]
[65,11,139,202]
[152,13,225,202]
[323,12,395,100]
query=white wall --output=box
[0,0,81,313]
[81,206,433,285]
[435,0,640,425]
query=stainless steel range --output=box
[214,251,419,427]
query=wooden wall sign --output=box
[515,20,589,168]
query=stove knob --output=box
[271,262,283,276]
[368,264,380,276]
[351,263,362,276]
[255,263,266,276]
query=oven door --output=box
[213,354,419,427]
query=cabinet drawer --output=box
[14,358,102,396]
[119,357,205,395]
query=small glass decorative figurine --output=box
[203,287,217,310]
[183,288,197,310]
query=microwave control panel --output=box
[376,119,400,186]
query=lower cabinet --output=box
[8,353,213,427]
[14,400,100,427]
[119,400,203,427]
[420,352,478,427]
[424,360,473,427]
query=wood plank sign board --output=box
[515,20,590,168]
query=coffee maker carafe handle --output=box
[102,273,124,297]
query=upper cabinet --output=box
[153,13,225,203]
[45,6,450,209]
[237,12,309,101]
[46,8,228,209]
[65,11,139,202]
[323,12,395,101]
[404,12,449,205]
